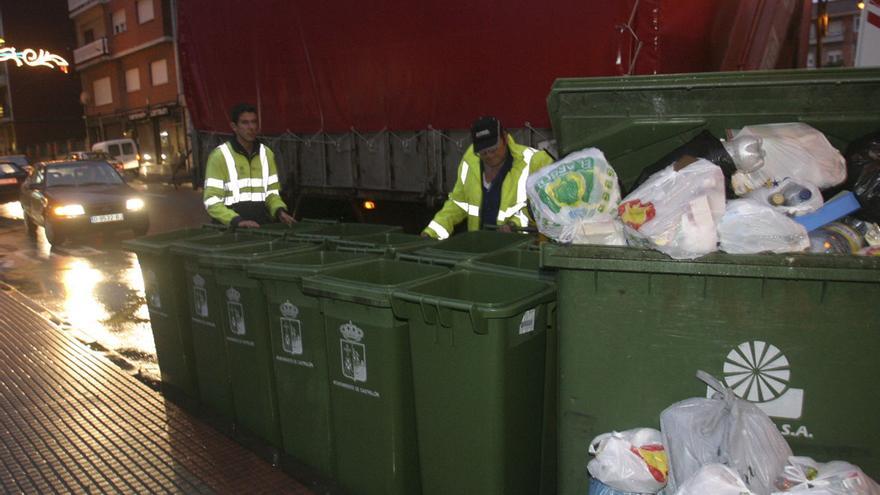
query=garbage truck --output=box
[177,0,812,230]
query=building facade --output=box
[809,0,863,68]
[70,0,187,175]
[0,0,85,159]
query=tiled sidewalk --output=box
[0,286,315,494]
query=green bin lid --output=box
[331,232,436,255]
[391,270,556,334]
[169,232,270,256]
[302,259,450,307]
[121,227,220,255]
[247,250,378,282]
[541,243,880,282]
[457,248,554,282]
[289,222,402,242]
[198,240,321,269]
[398,231,533,266]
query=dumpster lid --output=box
[541,243,880,282]
[247,251,379,281]
[331,232,436,253]
[398,231,533,266]
[198,241,321,269]
[390,270,556,334]
[289,222,402,242]
[169,232,270,255]
[302,259,449,308]
[121,227,220,255]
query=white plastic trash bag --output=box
[745,178,824,217]
[660,371,792,495]
[527,147,624,245]
[718,199,810,254]
[773,456,880,494]
[587,428,669,494]
[674,464,756,495]
[619,159,725,259]
[727,123,846,194]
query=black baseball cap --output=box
[471,116,502,153]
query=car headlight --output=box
[54,204,85,217]
[126,198,145,211]
[142,153,152,161]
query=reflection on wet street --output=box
[0,184,209,382]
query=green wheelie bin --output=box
[391,270,556,495]
[122,226,222,400]
[301,259,450,495]
[246,251,380,478]
[397,230,533,267]
[330,232,436,257]
[544,67,880,493]
[199,240,323,447]
[170,232,272,420]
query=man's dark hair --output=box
[230,103,257,124]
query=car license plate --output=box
[90,213,124,223]
[0,178,16,185]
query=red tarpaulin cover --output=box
[178,0,804,134]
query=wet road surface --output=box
[0,181,209,383]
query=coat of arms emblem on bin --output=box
[711,340,804,420]
[279,300,302,355]
[226,287,246,336]
[145,270,161,309]
[340,320,367,382]
[192,274,208,318]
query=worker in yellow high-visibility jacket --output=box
[202,103,295,228]
[422,116,553,239]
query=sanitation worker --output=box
[421,116,553,239]
[203,103,295,228]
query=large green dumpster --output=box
[245,250,379,477]
[301,259,450,495]
[122,227,221,400]
[545,67,880,494]
[170,233,272,419]
[397,230,532,266]
[391,271,556,495]
[199,240,322,446]
[331,232,435,257]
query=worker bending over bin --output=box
[422,116,553,239]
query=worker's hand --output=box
[497,223,514,233]
[420,231,432,238]
[237,220,260,228]
[278,210,296,225]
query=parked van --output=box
[92,138,139,173]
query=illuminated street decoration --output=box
[0,40,69,73]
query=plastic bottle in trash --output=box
[769,182,812,206]
[808,222,864,254]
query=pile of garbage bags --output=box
[528,123,880,259]
[586,372,880,495]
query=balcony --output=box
[68,0,107,16]
[74,38,109,65]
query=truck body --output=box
[178,0,811,229]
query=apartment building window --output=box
[827,49,843,65]
[828,19,843,37]
[93,77,112,106]
[126,68,141,92]
[84,29,95,44]
[151,59,168,86]
[112,9,127,34]
[137,0,155,24]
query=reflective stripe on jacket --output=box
[202,141,287,225]
[422,134,553,239]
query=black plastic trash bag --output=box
[629,130,737,198]
[844,131,880,223]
